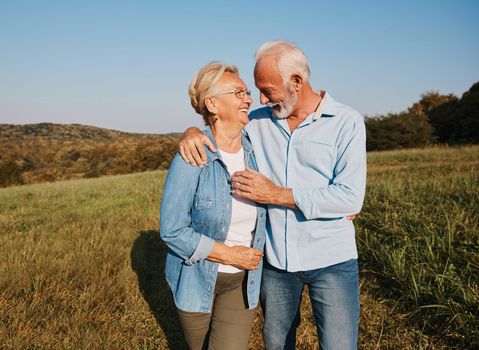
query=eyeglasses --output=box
[214,88,251,100]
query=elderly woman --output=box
[160,62,267,350]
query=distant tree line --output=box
[365,81,479,151]
[0,124,180,187]
[1,82,478,187]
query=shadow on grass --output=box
[131,230,186,350]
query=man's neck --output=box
[287,87,323,132]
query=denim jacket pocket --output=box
[193,195,213,210]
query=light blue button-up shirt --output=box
[245,92,366,272]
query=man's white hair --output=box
[255,40,311,85]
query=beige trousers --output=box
[177,271,257,350]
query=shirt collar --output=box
[267,90,337,126]
[312,91,336,121]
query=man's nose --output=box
[259,93,269,105]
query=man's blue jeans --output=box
[261,259,359,350]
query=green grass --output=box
[358,145,479,347]
[1,145,478,349]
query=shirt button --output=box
[250,281,254,284]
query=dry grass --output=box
[1,145,478,349]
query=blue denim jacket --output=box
[160,127,267,313]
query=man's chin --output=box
[271,105,288,119]
[272,110,288,119]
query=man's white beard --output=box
[267,87,297,119]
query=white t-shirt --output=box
[218,147,257,273]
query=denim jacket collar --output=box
[203,126,254,164]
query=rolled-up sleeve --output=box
[293,116,366,219]
[187,235,216,264]
[160,153,216,264]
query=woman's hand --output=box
[207,243,263,270]
[226,246,264,270]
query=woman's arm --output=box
[160,153,210,264]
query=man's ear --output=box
[205,96,217,115]
[291,74,303,91]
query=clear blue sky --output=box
[1,0,478,134]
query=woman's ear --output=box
[205,96,217,115]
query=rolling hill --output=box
[0,123,180,187]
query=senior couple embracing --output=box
[160,40,366,350]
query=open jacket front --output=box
[160,127,267,312]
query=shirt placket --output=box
[285,128,295,270]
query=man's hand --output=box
[232,168,359,220]
[178,127,217,167]
[231,168,296,208]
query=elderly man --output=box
[178,40,366,350]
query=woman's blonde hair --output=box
[188,61,239,124]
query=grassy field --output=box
[1,145,478,349]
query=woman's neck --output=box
[210,120,243,153]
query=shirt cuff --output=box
[185,235,216,265]
[292,187,314,220]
